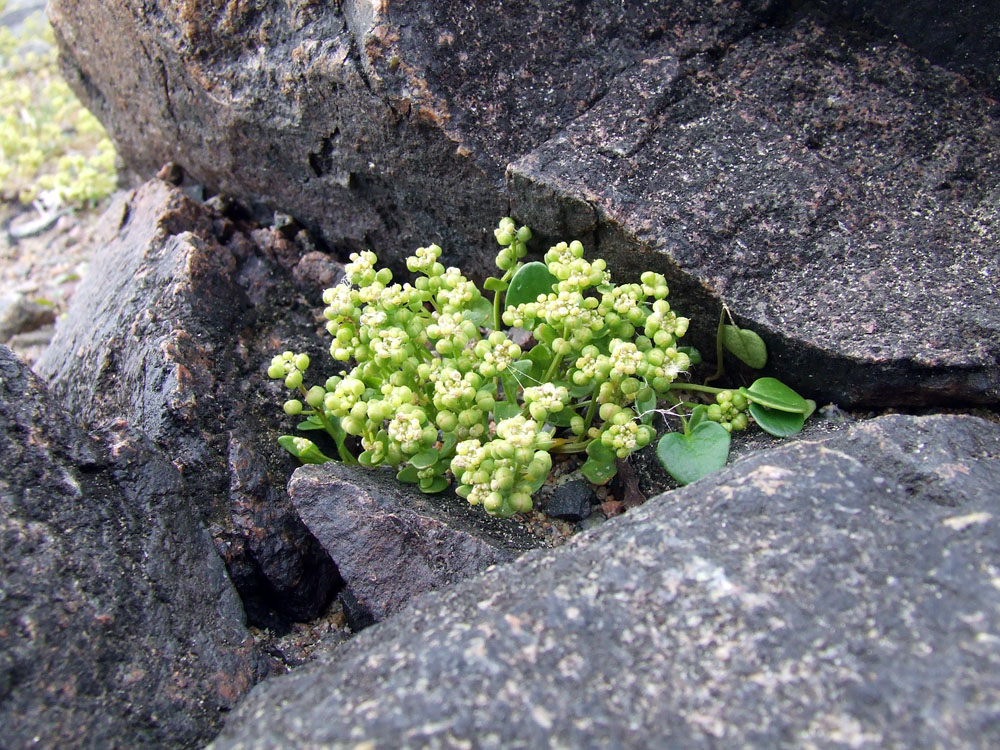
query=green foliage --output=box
[270,218,812,516]
[0,10,117,206]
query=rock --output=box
[47,0,767,272]
[509,19,1000,407]
[0,291,55,341]
[289,462,542,630]
[35,180,341,629]
[541,477,595,522]
[209,414,1000,749]
[50,2,999,407]
[0,345,266,748]
[790,0,1000,96]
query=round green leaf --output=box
[505,262,556,309]
[748,402,806,437]
[493,401,521,421]
[463,296,494,327]
[685,404,708,434]
[484,277,508,292]
[418,476,450,494]
[656,421,731,485]
[409,449,439,469]
[722,325,767,369]
[740,378,809,413]
[396,466,419,483]
[581,456,617,485]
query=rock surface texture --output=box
[290,462,542,630]
[49,0,1000,407]
[0,345,265,748]
[209,414,1000,749]
[35,180,341,629]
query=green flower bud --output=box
[267,363,286,379]
[283,399,303,416]
[437,410,458,432]
[306,386,326,408]
[294,353,310,371]
[516,225,532,243]
[284,371,303,390]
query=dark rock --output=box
[289,462,542,629]
[35,180,340,629]
[49,2,999,408]
[47,0,767,273]
[0,345,265,748]
[509,20,1000,406]
[780,0,1000,97]
[210,414,1000,749]
[542,477,595,521]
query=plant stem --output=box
[669,382,726,395]
[704,305,727,385]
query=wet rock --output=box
[0,345,266,748]
[35,180,340,629]
[289,462,542,630]
[509,20,1000,406]
[541,477,595,522]
[210,414,1000,749]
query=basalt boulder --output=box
[210,413,1000,749]
[0,345,266,749]
[35,180,341,629]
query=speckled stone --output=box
[0,345,266,748]
[290,462,542,630]
[210,414,1000,749]
[35,180,340,629]
[510,20,1000,407]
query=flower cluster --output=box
[270,218,714,516]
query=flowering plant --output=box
[269,219,812,516]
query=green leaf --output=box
[484,276,508,292]
[295,416,327,431]
[439,432,458,456]
[678,346,702,366]
[418,476,450,494]
[686,404,708,434]
[277,435,333,465]
[358,450,377,467]
[656,421,731,485]
[748,402,805,437]
[804,399,817,420]
[546,408,576,427]
[396,466,419,483]
[568,382,595,399]
[721,325,768,369]
[581,456,617,484]
[526,344,553,379]
[586,439,617,463]
[493,401,521,421]
[409,449,439,470]
[740,378,809,414]
[464,296,494,327]
[505,262,556,309]
[635,389,658,425]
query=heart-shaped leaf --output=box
[748,402,805,437]
[505,262,556,309]
[526,344,553,379]
[740,378,809,413]
[721,325,767,369]
[656,421,731,485]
